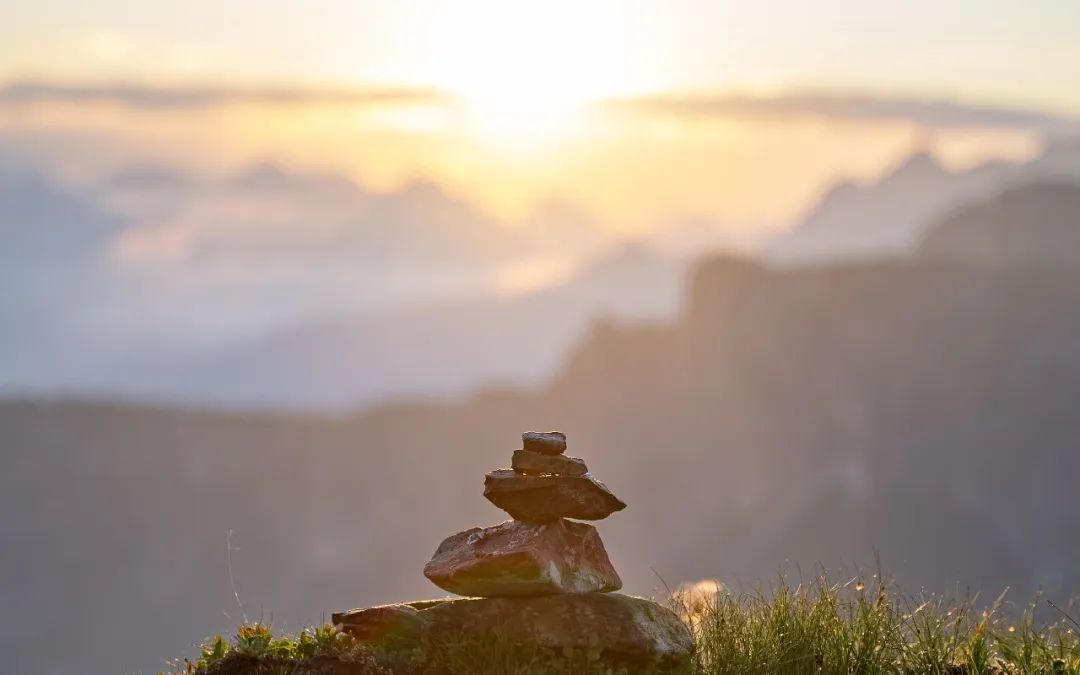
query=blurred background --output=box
[2,2,1080,673]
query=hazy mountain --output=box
[769,138,1080,264]
[103,162,591,281]
[7,220,1080,673]
[0,169,123,261]
[921,181,1080,266]
[0,169,129,389]
[125,244,686,409]
[768,152,1004,263]
[10,142,1080,408]
[0,161,625,403]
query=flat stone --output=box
[332,594,694,671]
[511,449,588,476]
[522,431,567,455]
[484,469,626,522]
[423,519,621,597]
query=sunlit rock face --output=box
[511,448,589,476]
[425,594,694,670]
[335,594,695,672]
[423,519,622,597]
[521,430,568,454]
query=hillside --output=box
[144,244,684,409]
[6,240,1080,673]
[921,181,1080,265]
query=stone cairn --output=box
[333,431,693,670]
[423,431,626,596]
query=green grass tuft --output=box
[165,623,390,675]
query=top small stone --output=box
[522,431,567,455]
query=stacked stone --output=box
[334,431,693,670]
[423,431,627,597]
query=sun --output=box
[454,74,590,151]
[427,1,632,147]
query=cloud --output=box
[105,163,539,270]
[603,91,1080,133]
[0,81,451,109]
[6,80,1076,135]
[0,154,612,353]
[0,152,621,400]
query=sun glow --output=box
[427,1,634,147]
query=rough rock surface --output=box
[511,449,588,476]
[331,603,427,647]
[484,469,626,521]
[521,431,567,455]
[423,519,621,596]
[333,594,694,671]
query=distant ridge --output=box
[920,181,1080,266]
[769,138,1080,264]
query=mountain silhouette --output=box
[769,139,1080,263]
[141,244,685,408]
[921,181,1080,265]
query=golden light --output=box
[426,0,633,148]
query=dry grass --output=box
[675,572,1080,674]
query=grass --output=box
[678,572,1080,674]
[169,573,1080,675]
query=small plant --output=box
[196,635,230,671]
[231,623,292,659]
[167,623,386,675]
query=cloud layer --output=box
[5,80,1077,133]
[0,81,449,109]
[605,91,1080,132]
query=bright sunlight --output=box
[426,1,636,147]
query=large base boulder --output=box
[423,519,622,596]
[334,593,694,671]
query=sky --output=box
[4,2,1077,227]
[4,1,1080,112]
[6,3,1079,498]
[2,0,1079,350]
